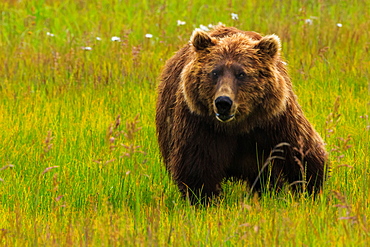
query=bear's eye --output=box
[236,72,246,79]
[210,70,219,79]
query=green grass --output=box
[0,0,369,245]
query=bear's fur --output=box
[156,26,327,203]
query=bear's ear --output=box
[255,34,281,59]
[190,29,217,51]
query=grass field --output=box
[0,0,369,245]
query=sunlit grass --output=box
[0,0,369,246]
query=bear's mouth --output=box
[215,113,235,123]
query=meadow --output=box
[0,0,369,245]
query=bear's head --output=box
[180,27,289,130]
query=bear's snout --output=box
[215,96,232,114]
[215,96,235,122]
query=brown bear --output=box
[156,26,327,204]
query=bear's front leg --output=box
[176,172,223,205]
[169,140,227,204]
[168,123,237,204]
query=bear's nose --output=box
[215,96,233,115]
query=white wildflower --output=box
[177,20,186,26]
[96,37,101,41]
[336,23,343,27]
[82,46,92,51]
[145,33,153,38]
[199,25,209,31]
[231,13,239,20]
[305,19,313,25]
[46,31,55,37]
[111,36,121,42]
